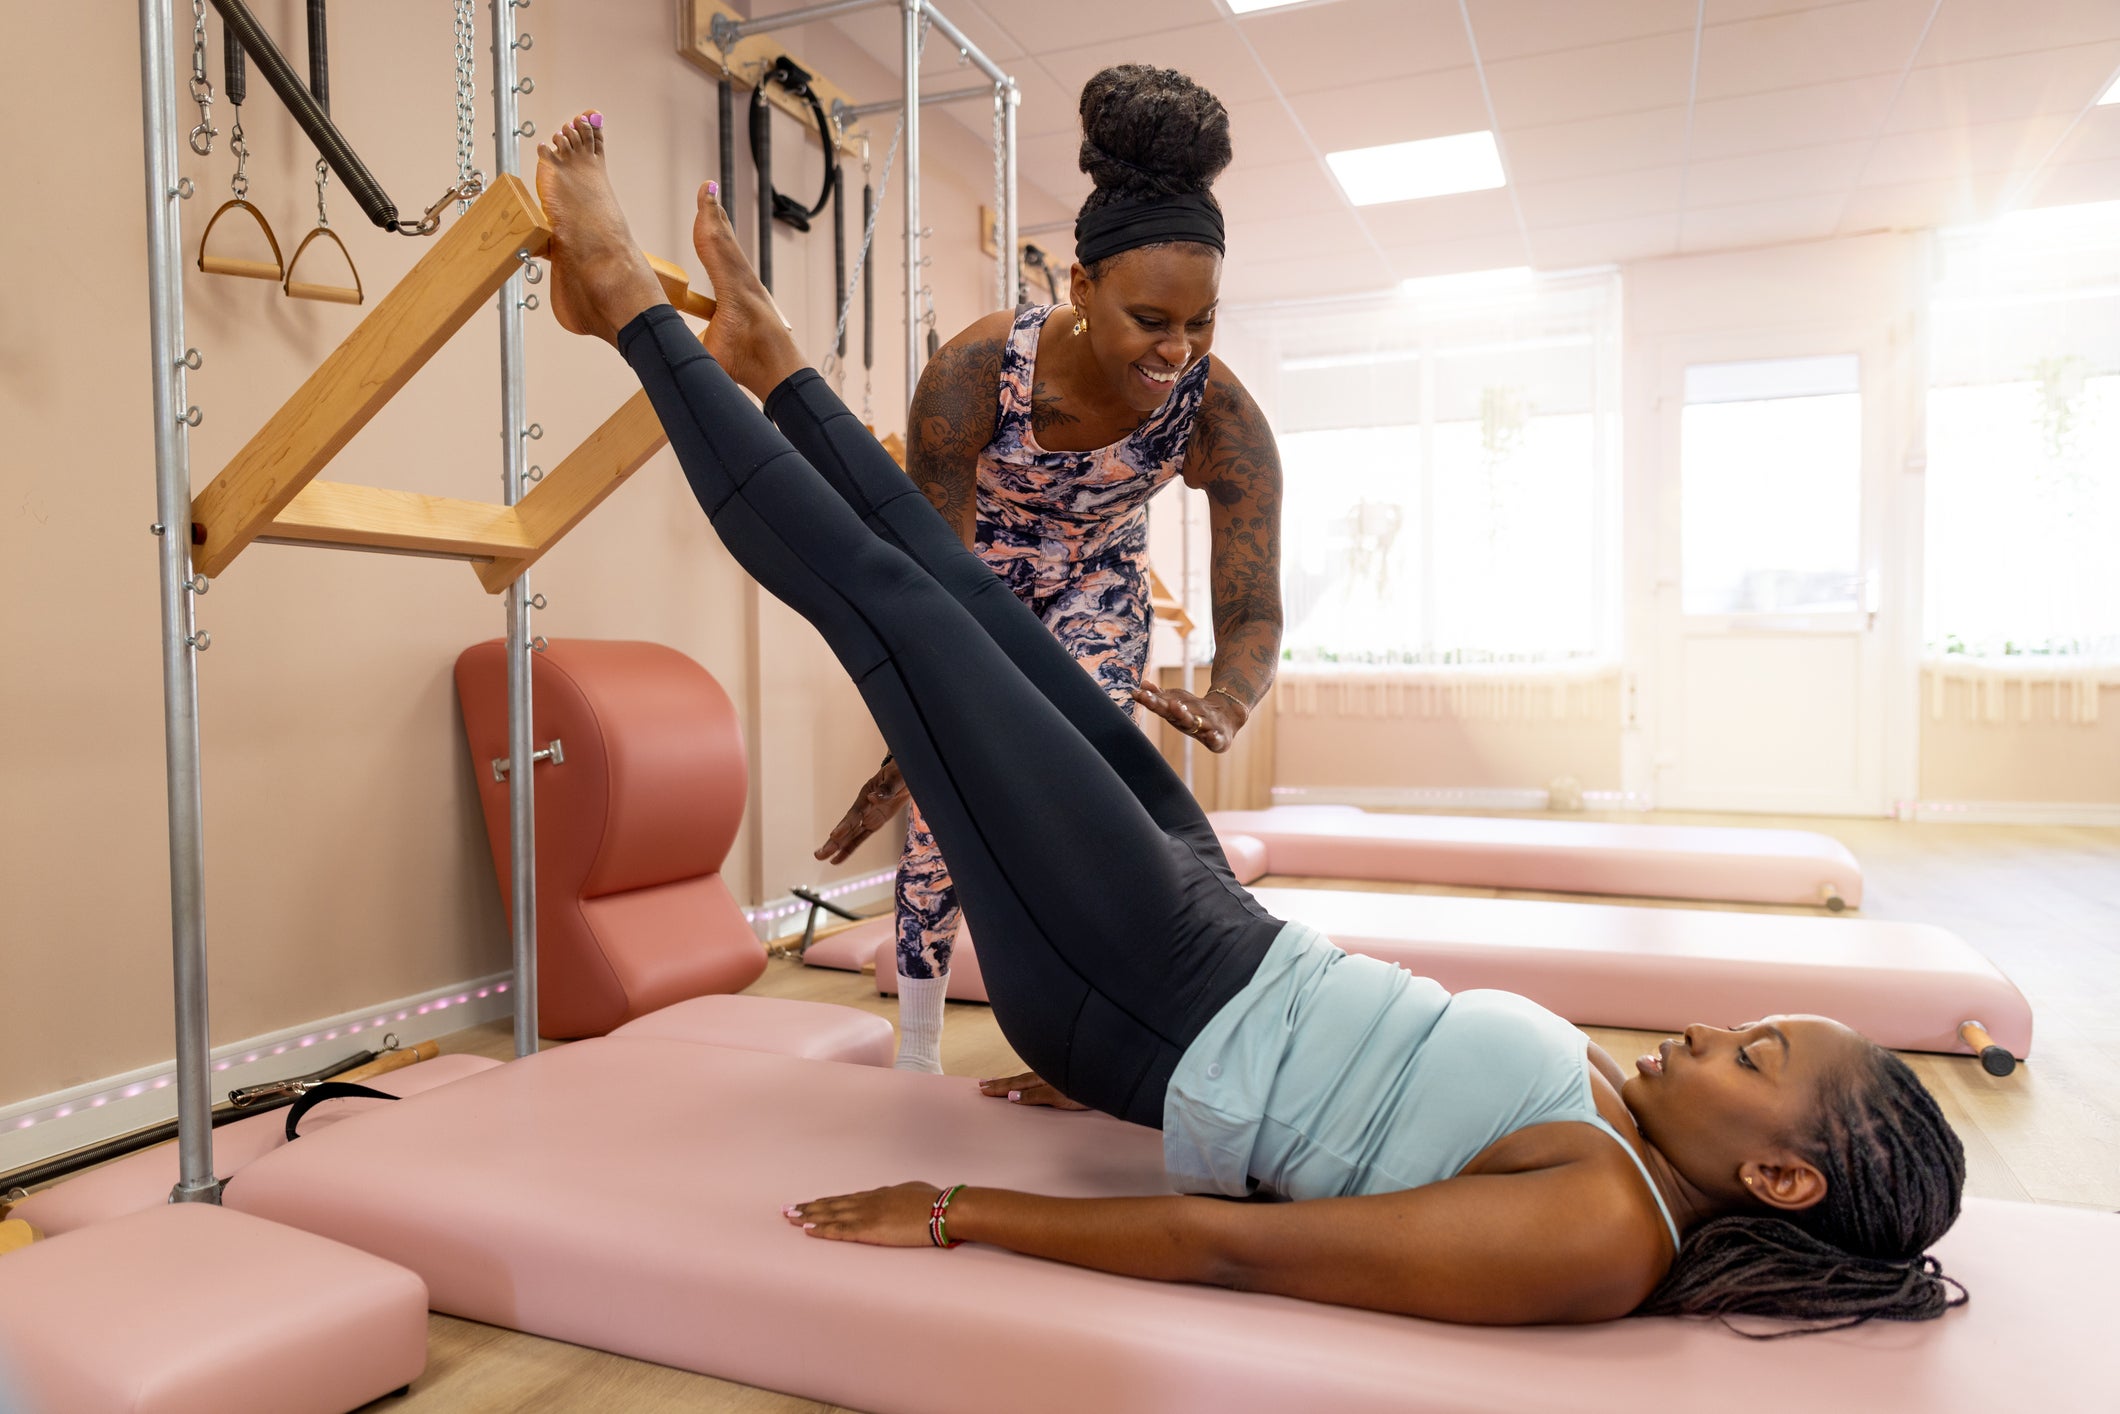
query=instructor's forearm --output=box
[948,1188,1245,1287]
[1208,613,1281,716]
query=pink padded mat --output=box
[222,1037,2110,1412]
[870,890,2028,1060]
[1211,806,1864,908]
[0,1203,426,1414]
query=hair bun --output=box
[1077,65,1232,206]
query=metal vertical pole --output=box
[999,81,1019,310]
[492,0,537,1058]
[901,0,922,402]
[139,0,219,1205]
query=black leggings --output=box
[620,307,1283,1127]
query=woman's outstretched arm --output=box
[786,1158,1669,1326]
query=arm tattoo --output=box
[907,335,1005,545]
[1186,376,1285,711]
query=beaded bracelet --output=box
[928,1184,967,1249]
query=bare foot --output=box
[692,182,807,398]
[535,111,664,344]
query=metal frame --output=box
[715,0,1019,396]
[132,0,543,1205]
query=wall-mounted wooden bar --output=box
[267,481,539,561]
[189,176,552,579]
[678,0,863,154]
[1149,568,1194,637]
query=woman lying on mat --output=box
[535,112,1966,1333]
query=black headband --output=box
[1073,192,1226,266]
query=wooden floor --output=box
[371,814,2120,1412]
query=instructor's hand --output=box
[977,1072,1089,1110]
[1133,683,1247,754]
[815,759,909,864]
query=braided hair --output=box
[1639,1043,1969,1336]
[1076,65,1232,276]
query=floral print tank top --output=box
[974,303,1214,585]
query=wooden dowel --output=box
[285,281,364,305]
[200,256,286,281]
[1959,1020,2016,1076]
[333,1040,441,1086]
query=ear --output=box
[1739,1156,1828,1214]
[1067,262,1094,312]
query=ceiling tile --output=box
[1916,0,2120,69]
[2015,156,2120,211]
[1525,214,1682,268]
[1859,114,2081,187]
[2047,109,2120,167]
[1695,0,1933,101]
[1515,166,1686,229]
[1016,128,1089,201]
[1688,74,1901,159]
[1382,232,1537,280]
[1002,58,1081,138]
[1837,173,2007,233]
[804,2,1022,80]
[1501,106,1692,183]
[1225,98,1319,168]
[1887,44,2120,133]
[1212,157,1349,227]
[1464,0,1698,63]
[1480,30,1698,128]
[1706,1,1882,20]
[1232,208,1382,267]
[1282,68,1493,153]
[1242,0,1473,96]
[966,0,1223,49]
[1678,192,1850,252]
[1357,187,1524,246]
[1040,22,1278,109]
[1683,139,1874,207]
[1221,249,1391,305]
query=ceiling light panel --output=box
[1326,131,1507,206]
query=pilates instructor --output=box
[815,66,1285,1073]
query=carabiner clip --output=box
[396,175,488,236]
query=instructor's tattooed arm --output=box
[1185,368,1285,723]
[907,316,1010,546]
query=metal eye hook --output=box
[516,121,537,139]
[180,406,203,428]
[187,575,210,596]
[527,593,548,611]
[515,77,535,95]
[522,423,544,442]
[518,252,544,284]
[524,465,544,484]
[179,348,203,370]
[520,293,540,310]
[514,33,534,51]
[174,177,196,200]
[531,636,549,653]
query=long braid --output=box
[1639,1046,1969,1334]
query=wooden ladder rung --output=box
[267,481,536,561]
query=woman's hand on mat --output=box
[784,1182,942,1247]
[978,1072,1089,1110]
[1132,683,1246,754]
[815,759,910,864]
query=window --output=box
[1926,203,2120,661]
[1256,274,1620,667]
[1679,355,1864,616]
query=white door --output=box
[1647,333,1893,816]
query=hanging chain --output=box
[822,19,927,387]
[992,85,1009,306]
[454,0,478,210]
[187,0,217,156]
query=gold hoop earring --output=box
[1072,313,1089,337]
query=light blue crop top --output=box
[1164,921,1681,1249]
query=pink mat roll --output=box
[1211,806,1863,908]
[222,1036,2113,1413]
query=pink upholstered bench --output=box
[1210,805,1865,909]
[611,993,894,1066]
[868,890,2028,1062]
[0,1203,427,1414]
[9,1054,502,1239]
[220,1038,2115,1412]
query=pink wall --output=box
[0,1,1038,1102]
[1920,682,2120,804]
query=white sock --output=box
[893,973,947,1073]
